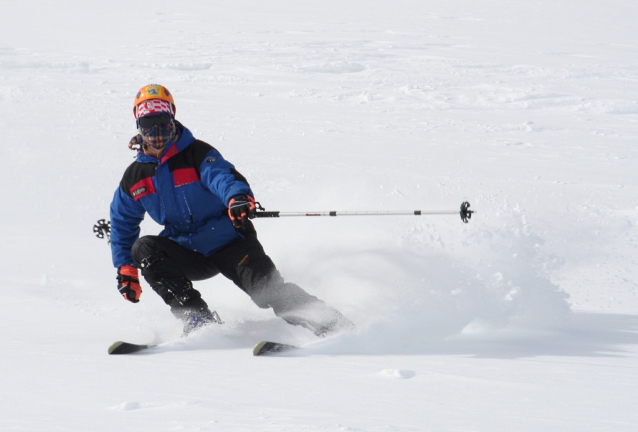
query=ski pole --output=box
[254,201,474,223]
[93,202,474,243]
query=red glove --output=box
[117,265,142,303]
[228,195,256,228]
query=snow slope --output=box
[1,0,637,430]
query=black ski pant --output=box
[130,232,335,329]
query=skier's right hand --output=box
[117,265,142,303]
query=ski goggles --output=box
[137,113,174,129]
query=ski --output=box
[253,341,299,356]
[108,341,156,355]
[109,340,298,356]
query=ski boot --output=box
[311,310,355,338]
[283,307,355,338]
[182,308,223,335]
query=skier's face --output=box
[137,113,176,150]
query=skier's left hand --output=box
[228,195,256,228]
[128,134,143,151]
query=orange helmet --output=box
[133,84,176,118]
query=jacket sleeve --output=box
[110,186,145,268]
[199,148,253,205]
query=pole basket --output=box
[93,219,111,244]
[460,201,473,223]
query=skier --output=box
[110,84,353,336]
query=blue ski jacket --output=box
[110,123,253,268]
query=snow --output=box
[2,0,638,430]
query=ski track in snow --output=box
[1,1,638,431]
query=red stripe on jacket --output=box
[173,168,200,187]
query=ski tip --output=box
[108,341,125,354]
[108,341,151,355]
[253,340,298,356]
[252,341,269,356]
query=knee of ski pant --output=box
[131,236,166,272]
[232,253,275,286]
[236,259,283,308]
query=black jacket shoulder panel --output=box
[168,139,216,174]
[120,161,157,198]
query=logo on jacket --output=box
[131,186,147,197]
[206,157,216,163]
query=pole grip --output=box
[253,211,281,218]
